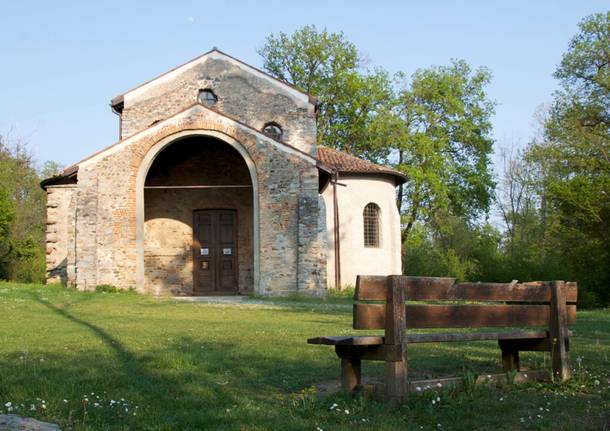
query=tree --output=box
[497,145,539,258]
[403,216,504,282]
[0,187,15,268]
[389,60,496,240]
[0,135,48,282]
[41,160,64,179]
[524,11,610,306]
[260,27,496,246]
[259,25,393,159]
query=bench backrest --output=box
[354,275,577,331]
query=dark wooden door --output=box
[193,210,238,295]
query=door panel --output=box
[193,210,238,295]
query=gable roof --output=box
[316,146,407,185]
[110,48,319,112]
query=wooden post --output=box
[340,357,361,392]
[384,275,406,403]
[498,340,520,371]
[549,280,571,381]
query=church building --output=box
[42,49,405,296]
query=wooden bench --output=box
[308,275,577,403]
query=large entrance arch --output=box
[135,130,260,295]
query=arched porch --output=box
[135,131,259,295]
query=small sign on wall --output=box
[223,248,232,255]
[200,248,209,256]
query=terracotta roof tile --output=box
[316,146,406,184]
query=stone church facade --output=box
[43,49,405,296]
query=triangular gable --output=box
[110,48,318,111]
[59,102,328,180]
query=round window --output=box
[198,89,218,107]
[262,123,283,141]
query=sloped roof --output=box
[316,146,406,184]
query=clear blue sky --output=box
[1,0,607,171]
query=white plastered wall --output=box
[322,175,402,288]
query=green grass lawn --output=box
[0,283,608,430]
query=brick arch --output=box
[134,129,260,294]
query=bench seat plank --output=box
[307,330,568,346]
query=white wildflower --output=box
[344,409,349,414]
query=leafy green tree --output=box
[403,217,504,282]
[388,61,496,240]
[260,27,496,242]
[0,135,48,282]
[259,25,393,158]
[523,11,610,306]
[0,187,15,273]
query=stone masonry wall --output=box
[72,105,326,295]
[297,189,327,295]
[45,185,76,284]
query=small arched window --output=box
[198,89,218,107]
[262,122,283,141]
[363,203,380,248]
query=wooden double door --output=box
[193,209,238,295]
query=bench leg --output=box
[499,342,520,371]
[384,359,406,403]
[550,281,571,382]
[340,357,361,392]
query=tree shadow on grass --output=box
[2,292,336,430]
